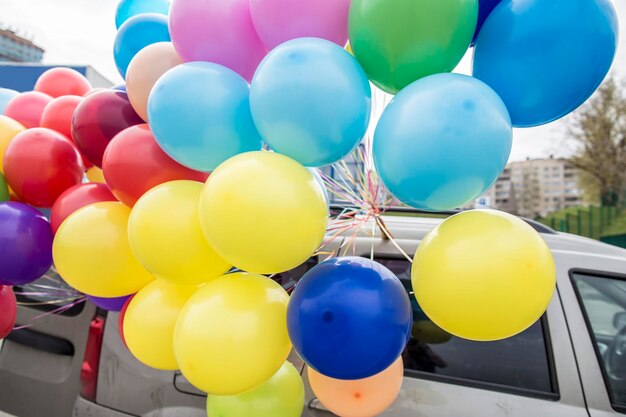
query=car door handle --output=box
[5,327,74,356]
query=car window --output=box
[272,256,319,291]
[573,272,626,411]
[377,257,557,398]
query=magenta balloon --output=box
[169,0,267,81]
[250,0,350,50]
[71,90,144,168]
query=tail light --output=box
[80,315,105,402]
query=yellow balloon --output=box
[53,202,154,297]
[174,272,291,395]
[129,180,231,285]
[0,115,25,173]
[124,279,196,370]
[199,152,328,274]
[412,210,556,341]
[86,167,106,183]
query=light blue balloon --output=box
[250,38,371,167]
[113,13,170,78]
[373,73,512,211]
[0,88,19,115]
[115,0,170,29]
[148,62,263,172]
[473,0,618,127]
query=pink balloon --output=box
[250,0,351,50]
[169,0,267,81]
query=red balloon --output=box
[50,183,117,233]
[103,124,209,207]
[35,67,92,98]
[118,294,135,348]
[72,90,143,168]
[4,92,53,129]
[41,96,92,169]
[3,128,85,207]
[0,285,17,338]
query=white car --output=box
[1,210,626,417]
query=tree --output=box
[567,77,626,206]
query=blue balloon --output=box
[113,13,170,78]
[115,0,170,29]
[473,0,618,127]
[250,38,371,167]
[0,88,19,115]
[113,83,127,92]
[471,0,502,45]
[287,257,412,380]
[148,62,263,172]
[373,73,512,211]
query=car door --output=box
[303,227,589,417]
[0,266,95,417]
[556,249,626,417]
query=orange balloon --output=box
[86,167,106,183]
[308,357,403,417]
[126,42,182,121]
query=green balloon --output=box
[0,172,9,202]
[206,362,304,417]
[349,0,478,94]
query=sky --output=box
[2,0,626,162]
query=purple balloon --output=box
[0,202,53,286]
[87,294,133,312]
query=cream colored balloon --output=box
[126,42,183,121]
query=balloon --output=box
[348,0,477,94]
[287,257,411,379]
[87,294,133,312]
[174,273,291,395]
[412,210,556,341]
[4,91,53,128]
[207,362,304,417]
[3,128,85,207]
[308,357,404,417]
[84,88,108,97]
[86,167,106,183]
[112,84,127,92]
[34,68,92,98]
[50,183,117,234]
[0,173,8,202]
[53,202,154,297]
[41,95,83,139]
[114,13,171,78]
[0,286,16,338]
[309,169,329,207]
[102,124,208,206]
[472,0,502,45]
[249,0,350,50]
[128,181,231,285]
[169,0,267,81]
[148,62,262,172]
[373,73,512,211]
[126,42,182,121]
[0,88,19,115]
[116,0,170,28]
[124,280,196,370]
[0,202,53,286]
[250,38,371,167]
[198,152,327,274]
[72,90,144,167]
[119,294,135,346]
[0,116,25,174]
[473,0,618,127]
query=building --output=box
[482,157,583,218]
[0,64,112,92]
[0,29,44,63]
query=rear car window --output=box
[14,266,84,317]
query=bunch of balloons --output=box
[0,0,619,415]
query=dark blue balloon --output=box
[473,0,618,127]
[287,257,412,380]
[471,0,503,45]
[0,202,53,286]
[113,13,170,78]
[113,83,127,92]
